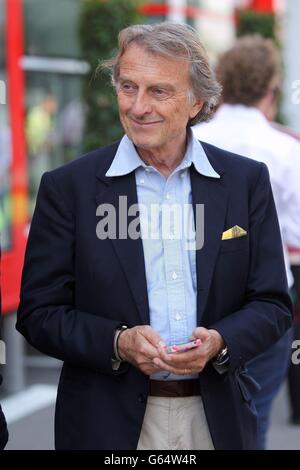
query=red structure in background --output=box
[251,0,274,13]
[139,1,275,17]
[2,0,28,313]
[139,3,235,22]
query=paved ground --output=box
[1,366,299,450]
[267,382,300,450]
[5,406,55,450]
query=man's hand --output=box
[117,325,166,375]
[153,327,225,376]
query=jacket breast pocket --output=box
[219,236,249,254]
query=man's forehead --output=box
[118,43,190,81]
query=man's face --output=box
[116,43,203,155]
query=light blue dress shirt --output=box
[106,131,219,380]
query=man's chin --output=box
[127,134,158,151]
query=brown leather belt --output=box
[149,379,200,398]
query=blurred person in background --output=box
[17,23,292,450]
[0,246,9,450]
[26,94,57,213]
[273,124,300,427]
[193,35,300,448]
[0,107,11,249]
[26,94,57,157]
[288,282,300,426]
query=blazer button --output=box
[138,393,146,403]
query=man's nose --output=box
[131,91,152,117]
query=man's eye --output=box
[152,88,169,99]
[121,83,136,93]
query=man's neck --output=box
[136,136,188,178]
[255,93,276,122]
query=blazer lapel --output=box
[95,170,150,326]
[190,166,228,324]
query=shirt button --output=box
[166,193,171,200]
[181,172,186,178]
[145,168,151,172]
[175,313,181,321]
[140,179,145,184]
[172,272,177,280]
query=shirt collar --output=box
[106,131,220,179]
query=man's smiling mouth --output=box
[130,118,163,126]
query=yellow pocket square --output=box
[222,225,247,240]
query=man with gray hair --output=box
[17,22,291,450]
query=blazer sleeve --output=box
[210,163,293,373]
[16,172,127,375]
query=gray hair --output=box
[100,22,222,125]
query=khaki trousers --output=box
[137,396,214,450]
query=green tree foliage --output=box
[237,10,276,40]
[79,0,143,151]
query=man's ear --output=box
[190,100,204,120]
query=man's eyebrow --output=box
[118,77,175,90]
[150,83,175,91]
[118,77,135,83]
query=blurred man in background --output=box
[193,35,300,449]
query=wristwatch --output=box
[112,325,128,370]
[212,346,229,375]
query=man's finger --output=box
[153,358,196,375]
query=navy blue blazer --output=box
[16,140,292,450]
